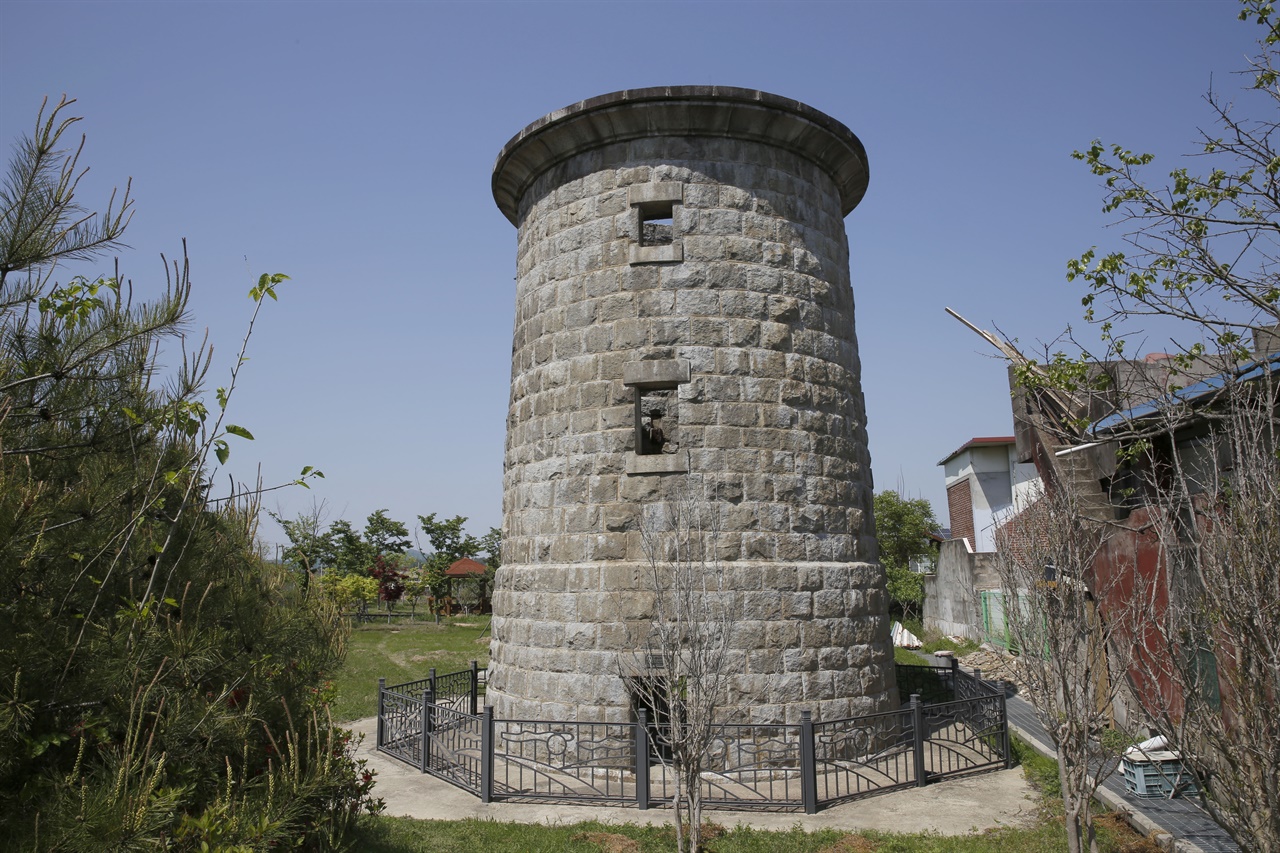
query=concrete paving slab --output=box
[348,717,1041,835]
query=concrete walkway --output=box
[349,715,1040,836]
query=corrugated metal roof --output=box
[1090,352,1280,436]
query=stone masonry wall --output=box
[490,133,896,725]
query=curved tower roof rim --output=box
[491,86,870,225]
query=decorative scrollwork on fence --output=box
[378,690,424,767]
[647,724,806,808]
[433,668,475,713]
[954,669,1000,702]
[390,678,432,701]
[493,720,634,802]
[921,696,1006,779]
[423,704,483,793]
[813,708,918,802]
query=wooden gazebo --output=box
[444,557,490,614]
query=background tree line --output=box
[272,505,500,617]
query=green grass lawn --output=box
[894,646,929,666]
[349,809,1139,853]
[330,617,492,722]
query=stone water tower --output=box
[489,87,895,724]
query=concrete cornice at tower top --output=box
[491,86,870,225]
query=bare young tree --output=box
[619,481,736,853]
[993,480,1139,853]
[1119,372,1280,851]
[947,8,1280,849]
[963,315,1279,852]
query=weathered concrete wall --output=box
[924,539,999,641]
[488,88,894,724]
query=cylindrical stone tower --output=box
[490,87,895,725]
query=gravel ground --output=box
[960,646,1028,693]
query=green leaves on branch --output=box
[1064,48,1280,354]
[166,399,209,438]
[1239,0,1280,45]
[1060,3,1280,354]
[213,425,254,465]
[202,271,294,465]
[873,491,938,571]
[418,513,482,564]
[885,565,925,623]
[294,465,325,489]
[248,272,288,302]
[37,276,120,329]
[1013,350,1110,395]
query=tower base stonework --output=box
[488,559,893,724]
[489,88,897,724]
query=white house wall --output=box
[943,444,1016,552]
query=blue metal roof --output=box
[1090,351,1280,436]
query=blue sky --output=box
[0,0,1257,546]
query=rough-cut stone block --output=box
[622,359,690,389]
[782,592,813,619]
[627,181,684,207]
[630,243,683,265]
[625,452,689,475]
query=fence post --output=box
[377,678,385,748]
[480,705,494,803]
[428,667,437,704]
[420,692,433,773]
[635,708,650,810]
[800,711,818,814]
[1000,691,1013,768]
[910,694,927,787]
[949,655,959,694]
[469,660,479,716]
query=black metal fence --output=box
[375,659,1009,813]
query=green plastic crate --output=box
[1121,755,1198,798]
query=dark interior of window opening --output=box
[627,675,674,763]
[640,205,674,246]
[635,388,676,455]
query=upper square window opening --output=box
[640,207,674,247]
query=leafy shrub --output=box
[0,97,377,849]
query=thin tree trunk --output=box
[1062,763,1084,853]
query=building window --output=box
[636,389,673,455]
[1186,644,1222,712]
[628,182,684,264]
[622,359,690,474]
